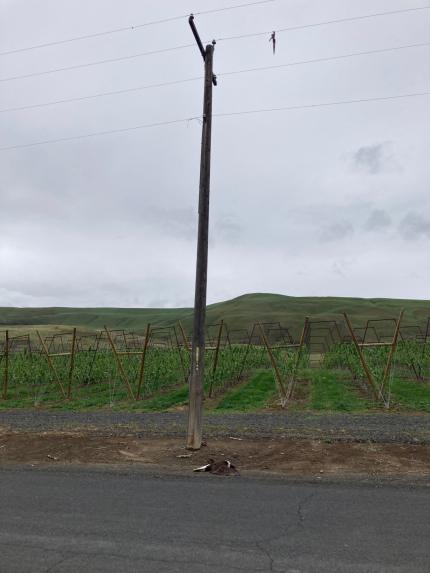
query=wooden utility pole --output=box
[186,15,217,450]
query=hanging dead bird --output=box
[269,31,276,54]
[193,459,240,476]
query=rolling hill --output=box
[1,293,429,339]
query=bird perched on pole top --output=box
[270,31,276,54]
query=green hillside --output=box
[1,293,429,338]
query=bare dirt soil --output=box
[1,431,430,479]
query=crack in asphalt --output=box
[255,489,319,547]
[253,489,319,572]
[45,554,73,572]
[297,491,316,528]
[255,541,275,571]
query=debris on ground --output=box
[193,459,240,476]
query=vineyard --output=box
[1,313,430,412]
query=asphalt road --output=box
[0,467,429,572]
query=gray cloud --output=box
[147,206,197,241]
[319,221,354,243]
[399,213,430,240]
[364,209,392,232]
[213,215,242,243]
[331,258,354,279]
[350,143,395,175]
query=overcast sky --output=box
[0,0,429,308]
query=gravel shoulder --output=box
[1,409,430,443]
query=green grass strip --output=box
[390,378,430,412]
[140,385,189,411]
[310,370,371,412]
[215,371,277,412]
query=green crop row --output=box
[0,342,311,407]
[324,341,430,384]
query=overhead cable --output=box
[1,5,429,83]
[0,0,274,57]
[0,77,203,113]
[1,40,429,113]
[213,91,430,118]
[0,43,195,83]
[0,117,201,151]
[218,41,430,77]
[2,90,429,152]
[217,5,430,42]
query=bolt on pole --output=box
[186,15,217,450]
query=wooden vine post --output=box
[136,324,151,400]
[258,323,288,407]
[2,330,9,400]
[380,310,404,401]
[178,321,190,351]
[36,330,66,398]
[236,324,257,384]
[173,326,189,385]
[104,327,135,400]
[208,320,224,398]
[67,328,77,400]
[286,317,309,402]
[343,313,381,402]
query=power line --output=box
[197,0,274,17]
[1,90,429,152]
[217,5,430,42]
[219,40,430,77]
[0,76,203,113]
[213,90,430,118]
[2,5,429,84]
[1,40,429,114]
[0,0,274,57]
[0,117,201,151]
[0,43,195,83]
